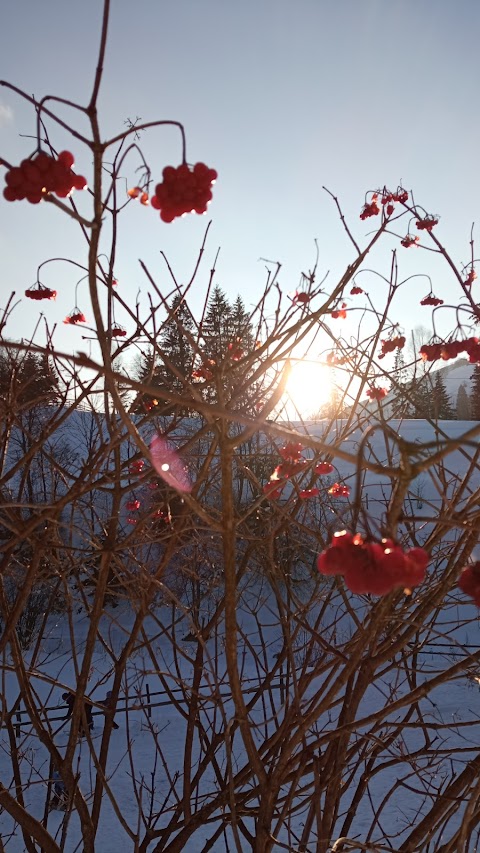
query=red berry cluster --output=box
[358,187,409,221]
[127,186,149,205]
[331,302,347,319]
[366,386,388,400]
[292,291,311,304]
[150,162,217,223]
[317,531,428,596]
[315,461,334,475]
[3,151,87,204]
[25,283,57,301]
[151,507,172,523]
[192,360,215,381]
[129,459,145,475]
[64,310,86,325]
[350,286,363,295]
[227,340,244,361]
[378,335,406,359]
[328,483,350,497]
[263,481,285,500]
[464,269,477,287]
[416,216,439,232]
[125,499,141,512]
[400,235,419,248]
[263,443,308,500]
[381,188,409,206]
[299,488,320,499]
[420,337,480,363]
[263,446,346,502]
[420,294,443,306]
[279,443,304,461]
[360,194,380,220]
[112,326,127,337]
[458,562,480,605]
[144,398,158,412]
[274,459,308,480]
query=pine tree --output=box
[201,286,233,358]
[155,295,195,411]
[456,382,471,420]
[471,365,480,419]
[431,371,455,420]
[0,346,59,409]
[392,348,413,416]
[230,295,255,351]
[202,287,256,360]
[200,287,258,409]
[393,347,407,382]
[133,296,195,415]
[407,374,432,419]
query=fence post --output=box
[145,682,152,718]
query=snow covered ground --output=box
[2,418,480,850]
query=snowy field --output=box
[1,418,480,851]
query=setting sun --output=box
[284,360,334,418]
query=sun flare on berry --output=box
[284,360,334,418]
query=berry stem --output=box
[104,121,187,161]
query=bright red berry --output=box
[458,562,480,606]
[299,488,320,499]
[315,461,334,475]
[328,483,350,497]
[317,533,428,596]
[366,387,388,400]
[278,442,304,462]
[3,150,86,204]
[57,150,75,168]
[151,162,217,223]
[125,499,141,511]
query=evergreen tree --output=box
[406,374,431,419]
[456,382,472,420]
[393,347,407,382]
[392,347,413,416]
[201,286,233,358]
[200,286,258,409]
[202,287,255,360]
[155,295,195,409]
[431,371,455,420]
[230,295,256,351]
[133,296,195,415]
[0,346,59,409]
[471,364,480,419]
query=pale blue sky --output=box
[1,0,479,364]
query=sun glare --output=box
[284,360,333,418]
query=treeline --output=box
[130,285,259,416]
[400,363,480,421]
